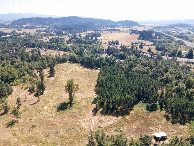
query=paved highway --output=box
[153,28,194,48]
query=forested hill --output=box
[10,16,139,29]
[154,23,193,29]
[0,13,59,22]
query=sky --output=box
[0,0,194,21]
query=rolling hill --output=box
[10,16,140,29]
[140,19,194,25]
[0,13,59,22]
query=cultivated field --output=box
[0,63,191,145]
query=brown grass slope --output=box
[0,63,190,145]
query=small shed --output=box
[153,132,167,141]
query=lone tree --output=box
[49,64,55,77]
[16,97,21,110]
[36,81,46,96]
[65,79,79,104]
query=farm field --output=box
[0,63,191,145]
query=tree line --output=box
[95,46,193,124]
[87,130,194,146]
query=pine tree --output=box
[49,64,55,77]
[36,81,46,96]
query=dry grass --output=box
[179,61,194,72]
[80,31,95,37]
[0,28,16,33]
[99,30,154,49]
[104,103,190,143]
[99,31,139,47]
[0,28,46,34]
[130,26,150,31]
[142,46,157,53]
[41,49,66,56]
[26,48,66,56]
[0,63,121,145]
[178,45,189,51]
[0,63,191,145]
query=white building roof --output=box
[154,132,167,137]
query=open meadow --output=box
[0,28,46,34]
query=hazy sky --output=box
[0,0,194,21]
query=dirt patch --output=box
[6,86,38,108]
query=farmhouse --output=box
[153,132,167,141]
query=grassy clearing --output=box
[0,63,99,145]
[41,49,66,56]
[0,63,191,145]
[0,28,46,34]
[99,31,139,47]
[142,46,157,53]
[26,48,66,56]
[99,28,154,50]
[104,103,190,143]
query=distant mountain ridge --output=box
[10,16,140,29]
[166,23,193,28]
[140,19,194,25]
[0,13,59,22]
